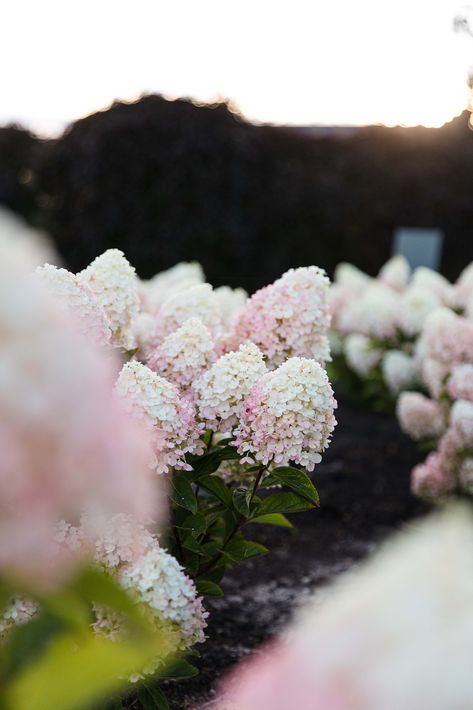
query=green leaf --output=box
[198,476,232,505]
[162,659,199,679]
[195,580,224,597]
[178,512,207,535]
[223,539,268,562]
[250,513,293,528]
[200,566,226,584]
[138,684,169,710]
[4,628,175,710]
[181,536,205,555]
[170,475,197,514]
[2,615,64,680]
[256,492,315,515]
[270,466,320,505]
[188,446,240,479]
[200,541,221,557]
[232,488,251,517]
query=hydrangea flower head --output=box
[447,363,473,402]
[396,392,445,441]
[79,248,139,349]
[381,350,418,395]
[140,261,205,314]
[338,283,400,340]
[378,254,410,292]
[36,264,111,347]
[152,283,223,345]
[194,342,267,431]
[147,318,217,393]
[344,333,382,377]
[422,308,473,365]
[231,266,331,368]
[115,361,204,473]
[234,357,337,472]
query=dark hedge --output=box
[1,95,473,291]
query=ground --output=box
[160,398,429,708]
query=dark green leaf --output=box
[162,659,199,679]
[182,536,205,555]
[224,539,268,562]
[198,476,232,505]
[138,685,169,710]
[188,447,240,479]
[170,476,197,514]
[200,566,226,584]
[195,580,224,597]
[250,513,293,528]
[270,467,320,505]
[178,512,207,535]
[256,492,315,515]
[232,488,251,517]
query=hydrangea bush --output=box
[1,217,338,708]
[330,254,473,503]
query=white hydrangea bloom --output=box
[378,255,410,292]
[36,264,111,347]
[333,262,371,291]
[131,311,155,357]
[396,392,445,441]
[234,357,337,472]
[397,285,442,337]
[115,361,204,473]
[381,350,419,395]
[140,262,205,313]
[0,597,39,642]
[421,357,449,399]
[450,399,473,448]
[411,266,453,305]
[447,363,473,402]
[194,342,267,431]
[79,249,139,349]
[214,285,248,326]
[338,283,400,340]
[221,505,473,710]
[344,333,382,377]
[153,283,223,344]
[148,318,217,393]
[421,307,473,365]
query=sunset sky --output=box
[1,0,472,135]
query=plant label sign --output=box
[392,227,443,271]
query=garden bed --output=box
[159,397,428,709]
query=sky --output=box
[1,0,472,135]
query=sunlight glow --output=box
[0,0,471,135]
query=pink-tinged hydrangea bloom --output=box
[218,505,473,710]
[328,283,353,331]
[338,283,400,340]
[131,311,155,358]
[0,242,157,588]
[447,363,473,402]
[231,266,331,368]
[421,308,473,365]
[36,264,111,347]
[79,248,139,349]
[381,350,418,395]
[152,283,223,347]
[115,361,204,473]
[344,333,382,377]
[234,357,337,472]
[455,261,473,307]
[450,399,473,448]
[396,392,445,441]
[194,342,267,431]
[214,285,248,326]
[421,357,449,399]
[397,286,442,337]
[411,451,456,499]
[411,266,454,305]
[378,254,410,292]
[140,261,205,314]
[147,318,217,393]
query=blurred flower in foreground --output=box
[217,505,473,709]
[0,222,160,587]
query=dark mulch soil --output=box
[162,398,429,709]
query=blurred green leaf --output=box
[162,658,199,679]
[178,512,207,535]
[4,627,174,710]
